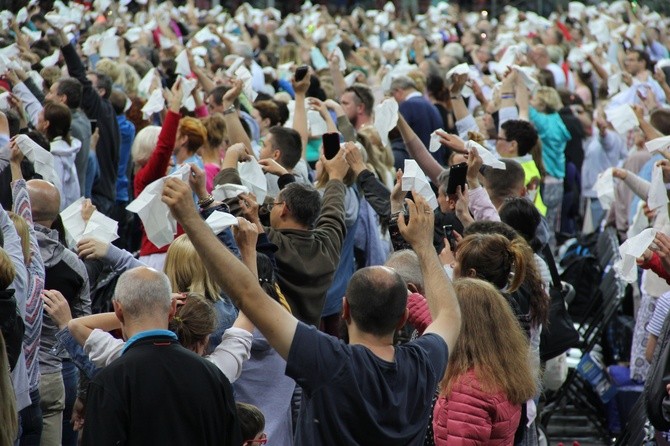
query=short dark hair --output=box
[499,197,541,246]
[56,78,83,109]
[628,48,651,70]
[272,100,289,126]
[236,402,265,441]
[651,109,670,136]
[254,101,281,127]
[268,127,302,169]
[279,183,321,228]
[345,84,374,116]
[483,159,525,204]
[93,72,113,100]
[42,100,72,143]
[501,120,538,156]
[346,267,408,336]
[109,89,128,115]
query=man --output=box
[340,84,374,130]
[46,78,91,196]
[254,126,311,197]
[162,176,460,444]
[81,267,241,446]
[26,179,90,446]
[215,145,348,326]
[623,49,667,104]
[389,76,444,166]
[529,44,568,90]
[56,27,120,216]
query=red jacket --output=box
[433,370,521,445]
[641,253,670,285]
[134,110,183,256]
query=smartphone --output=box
[446,162,467,195]
[295,65,309,81]
[322,132,340,160]
[443,224,456,251]
[90,119,97,133]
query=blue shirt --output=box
[116,115,136,202]
[530,107,571,179]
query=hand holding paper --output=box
[237,158,267,205]
[614,228,656,283]
[648,163,669,211]
[593,168,615,211]
[205,211,239,234]
[605,104,639,134]
[465,140,505,169]
[60,198,119,248]
[373,98,399,147]
[401,160,438,210]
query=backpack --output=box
[560,241,602,324]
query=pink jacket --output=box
[433,370,521,445]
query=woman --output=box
[357,126,395,190]
[37,101,81,210]
[432,279,537,444]
[201,114,228,193]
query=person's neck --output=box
[355,115,372,130]
[201,147,221,165]
[273,219,309,231]
[348,326,395,362]
[122,318,170,341]
[636,70,650,81]
[174,147,191,164]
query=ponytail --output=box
[530,139,546,179]
[506,238,531,293]
[168,293,216,352]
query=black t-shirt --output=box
[286,323,449,445]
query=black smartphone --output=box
[322,132,340,160]
[446,162,467,195]
[295,65,309,81]
[443,224,456,251]
[90,119,97,133]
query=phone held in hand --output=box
[322,132,341,160]
[90,119,97,133]
[446,162,467,195]
[443,224,456,251]
[295,65,309,81]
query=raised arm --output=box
[397,115,444,183]
[162,178,298,359]
[292,72,311,157]
[67,312,121,347]
[221,79,253,155]
[398,192,461,352]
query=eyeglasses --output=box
[243,433,268,445]
[266,201,284,211]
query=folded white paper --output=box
[331,46,346,72]
[344,71,360,87]
[626,200,649,240]
[465,140,506,169]
[648,163,669,210]
[126,164,191,248]
[373,98,399,147]
[512,65,539,94]
[41,50,60,68]
[212,183,250,202]
[193,27,220,44]
[16,7,28,24]
[99,37,120,59]
[205,211,239,234]
[401,159,438,210]
[225,56,245,77]
[237,158,267,205]
[645,135,670,153]
[614,228,656,283]
[429,130,442,153]
[179,76,197,111]
[61,198,119,247]
[14,134,60,188]
[568,1,585,19]
[234,65,258,102]
[605,104,639,134]
[175,50,191,77]
[141,89,165,120]
[446,63,470,79]
[608,73,622,97]
[138,68,157,99]
[593,168,615,211]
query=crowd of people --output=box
[1,0,670,444]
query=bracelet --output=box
[450,95,460,100]
[198,194,214,208]
[223,105,236,115]
[500,94,515,99]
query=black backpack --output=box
[560,242,602,324]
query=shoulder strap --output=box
[541,245,561,289]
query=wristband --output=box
[198,194,214,208]
[223,105,237,115]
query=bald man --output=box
[82,267,241,446]
[27,179,91,446]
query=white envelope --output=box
[237,158,267,205]
[212,183,250,202]
[648,163,669,211]
[205,211,239,234]
[465,140,506,169]
[429,130,442,153]
[141,89,165,120]
[14,134,60,188]
[373,98,399,147]
[605,104,639,134]
[126,164,191,248]
[175,50,191,77]
[645,135,670,153]
[614,228,656,283]
[593,168,614,211]
[401,160,439,210]
[193,27,220,44]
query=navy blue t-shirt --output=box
[286,323,449,445]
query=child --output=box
[237,402,267,445]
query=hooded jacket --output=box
[51,137,82,210]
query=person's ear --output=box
[395,308,409,330]
[262,117,271,128]
[113,300,124,324]
[272,149,281,161]
[466,268,478,278]
[342,297,351,323]
[168,298,177,320]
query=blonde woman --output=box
[357,126,395,190]
[432,279,537,444]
